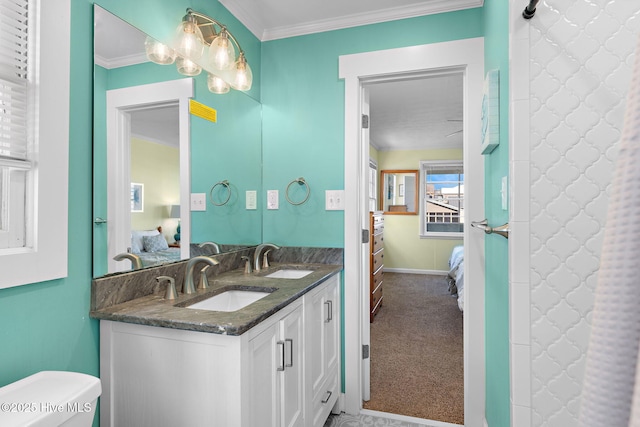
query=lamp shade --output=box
[173,14,204,60]
[145,37,176,65]
[170,205,180,218]
[230,53,252,91]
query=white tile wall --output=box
[510,0,640,426]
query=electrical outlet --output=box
[191,193,206,211]
[246,190,257,210]
[267,190,279,210]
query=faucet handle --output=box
[241,256,253,274]
[262,250,272,269]
[198,265,212,290]
[157,276,177,300]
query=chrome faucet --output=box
[156,276,177,300]
[113,252,143,270]
[198,241,221,255]
[254,243,280,272]
[184,256,219,295]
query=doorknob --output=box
[471,219,509,239]
[94,217,107,225]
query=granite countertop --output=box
[90,263,342,336]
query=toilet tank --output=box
[0,371,101,427]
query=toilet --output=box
[0,371,101,427]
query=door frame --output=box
[339,37,485,426]
[105,78,193,272]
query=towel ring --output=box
[285,177,310,205]
[209,180,231,206]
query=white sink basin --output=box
[186,290,270,312]
[265,269,314,279]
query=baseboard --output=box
[360,409,460,426]
[383,267,448,276]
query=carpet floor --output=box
[362,272,464,424]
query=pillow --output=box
[142,234,169,253]
[131,229,160,253]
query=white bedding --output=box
[448,245,464,312]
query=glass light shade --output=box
[208,31,236,70]
[145,37,176,65]
[173,17,204,60]
[207,73,230,94]
[230,55,252,91]
[176,56,202,76]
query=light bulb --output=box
[173,15,204,60]
[145,37,175,65]
[207,73,230,94]
[176,56,202,76]
[230,54,252,91]
[208,31,236,70]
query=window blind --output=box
[0,0,30,167]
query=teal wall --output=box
[261,9,484,246]
[483,0,511,426]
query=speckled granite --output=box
[91,247,343,336]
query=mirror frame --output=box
[379,169,419,215]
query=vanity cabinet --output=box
[248,301,304,427]
[370,211,384,322]
[99,273,341,427]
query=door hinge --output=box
[362,229,370,244]
[362,114,369,129]
[362,344,370,359]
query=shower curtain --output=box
[578,34,640,427]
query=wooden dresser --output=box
[369,211,384,322]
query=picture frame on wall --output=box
[131,183,144,212]
[481,69,500,155]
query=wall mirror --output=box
[92,6,263,277]
[380,170,419,214]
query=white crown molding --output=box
[94,52,149,70]
[222,0,483,41]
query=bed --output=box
[131,226,181,268]
[447,245,464,312]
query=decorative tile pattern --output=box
[529,1,640,426]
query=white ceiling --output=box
[95,0,478,151]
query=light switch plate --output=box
[326,190,345,210]
[267,190,279,210]
[246,190,257,210]
[191,193,206,211]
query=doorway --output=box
[340,38,486,427]
[102,79,193,274]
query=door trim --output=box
[105,78,193,272]
[339,37,485,426]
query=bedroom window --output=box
[0,0,71,289]
[369,159,377,211]
[420,160,464,238]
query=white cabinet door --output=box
[248,301,304,427]
[305,275,340,427]
[280,303,305,427]
[248,322,280,427]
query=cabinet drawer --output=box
[371,233,384,253]
[311,367,340,427]
[371,282,383,308]
[371,268,383,293]
[372,249,384,272]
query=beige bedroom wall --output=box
[378,148,463,272]
[131,137,180,243]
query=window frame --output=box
[0,0,70,289]
[419,159,464,239]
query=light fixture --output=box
[145,8,252,95]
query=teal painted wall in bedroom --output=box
[483,0,511,426]
[260,9,484,247]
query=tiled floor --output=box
[324,411,453,427]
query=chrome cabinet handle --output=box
[277,341,285,371]
[325,300,333,323]
[94,217,107,224]
[285,338,293,368]
[321,391,332,404]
